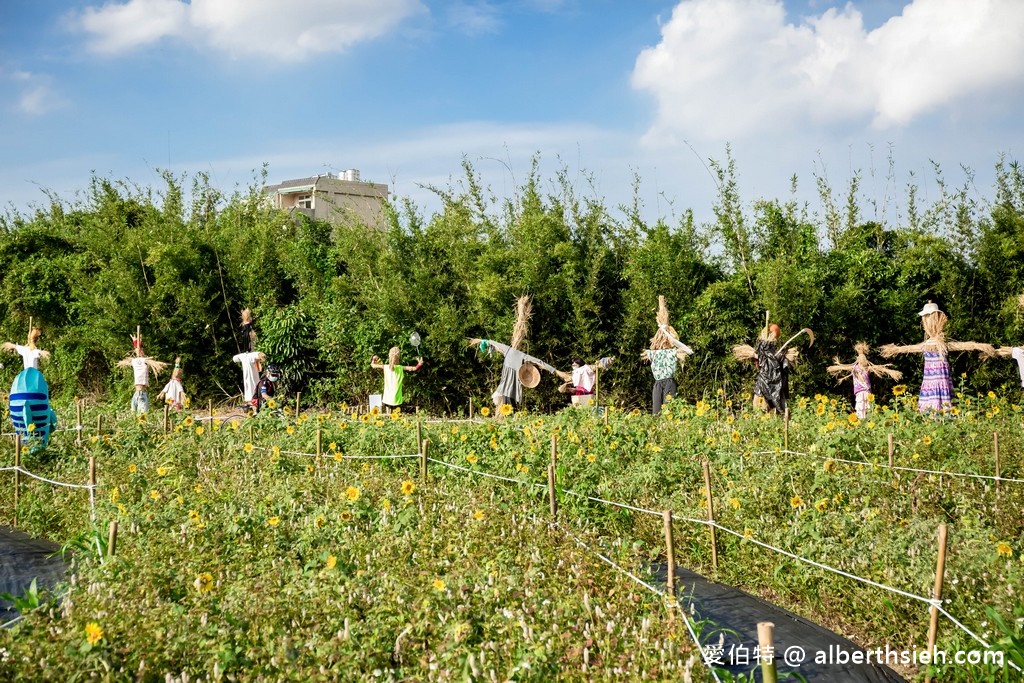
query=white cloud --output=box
[445,2,501,36]
[72,0,425,61]
[1,69,65,115]
[632,0,1024,143]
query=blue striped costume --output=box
[9,367,58,447]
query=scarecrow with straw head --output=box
[2,325,51,370]
[157,357,188,411]
[639,296,693,415]
[733,314,813,414]
[994,293,1024,388]
[116,328,168,414]
[469,295,569,413]
[881,301,994,414]
[826,343,902,419]
[232,307,266,408]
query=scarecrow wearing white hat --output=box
[881,301,994,413]
[733,314,813,414]
[116,329,168,414]
[2,327,51,370]
[640,296,693,414]
[469,295,569,412]
[826,343,902,419]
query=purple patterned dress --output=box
[918,349,952,413]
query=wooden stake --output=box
[97,414,103,439]
[76,400,83,447]
[548,464,557,519]
[926,523,948,672]
[663,510,676,598]
[316,428,322,467]
[887,433,895,468]
[469,397,474,419]
[89,456,96,490]
[107,520,119,558]
[295,392,301,419]
[416,420,423,453]
[163,403,169,433]
[757,622,777,683]
[594,368,600,409]
[208,399,214,436]
[13,435,21,527]
[420,439,428,482]
[550,434,558,465]
[702,459,718,569]
[993,431,1000,493]
[783,407,789,450]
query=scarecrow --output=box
[469,295,569,412]
[232,350,266,407]
[733,315,813,414]
[157,357,187,410]
[239,308,257,354]
[116,329,168,414]
[370,346,423,410]
[826,343,902,419]
[880,301,994,414]
[640,296,693,414]
[559,356,616,406]
[2,327,51,370]
[9,367,57,448]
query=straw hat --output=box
[918,301,942,316]
[518,363,541,388]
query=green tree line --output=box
[2,154,1024,413]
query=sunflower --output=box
[401,480,415,496]
[790,495,803,509]
[499,403,513,416]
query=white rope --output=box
[424,419,487,425]
[560,489,664,517]
[0,466,96,490]
[427,457,547,488]
[932,603,1023,673]
[753,449,1024,485]
[708,521,934,605]
[242,444,419,460]
[1,614,24,628]
[553,520,724,683]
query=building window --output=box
[296,193,312,209]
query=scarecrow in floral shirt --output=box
[640,296,694,415]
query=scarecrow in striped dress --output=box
[826,343,902,419]
[640,296,693,415]
[734,315,813,414]
[881,302,994,414]
[469,295,570,413]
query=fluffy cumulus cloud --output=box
[1,69,65,116]
[73,0,425,61]
[632,0,1024,143]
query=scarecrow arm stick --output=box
[36,349,51,360]
[879,342,931,358]
[826,358,854,382]
[947,341,996,358]
[0,342,16,354]
[866,363,903,380]
[658,325,694,355]
[145,358,169,378]
[777,328,814,354]
[116,357,135,369]
[467,338,511,357]
[519,351,558,375]
[995,346,1019,358]
[731,344,757,363]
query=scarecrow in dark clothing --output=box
[734,318,813,414]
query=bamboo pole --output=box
[888,433,895,468]
[416,421,423,453]
[107,520,118,558]
[295,392,301,419]
[208,399,214,436]
[993,431,1000,493]
[757,622,777,683]
[97,414,103,440]
[420,439,428,482]
[163,403,169,433]
[469,397,474,419]
[663,510,676,599]
[548,464,557,519]
[702,459,718,569]
[594,368,600,409]
[76,400,83,447]
[13,435,20,527]
[89,456,96,490]
[783,407,789,450]
[316,428,322,468]
[925,523,948,675]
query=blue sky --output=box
[2,0,1023,226]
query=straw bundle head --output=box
[510,295,532,350]
[388,346,401,369]
[650,296,680,350]
[131,334,143,357]
[172,356,183,380]
[854,341,870,367]
[27,327,41,349]
[921,310,948,341]
[241,308,253,325]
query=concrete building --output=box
[264,170,388,228]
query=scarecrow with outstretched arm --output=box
[826,343,902,419]
[2,327,51,370]
[116,329,168,414]
[733,314,813,414]
[469,295,569,411]
[639,296,693,415]
[881,301,994,414]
